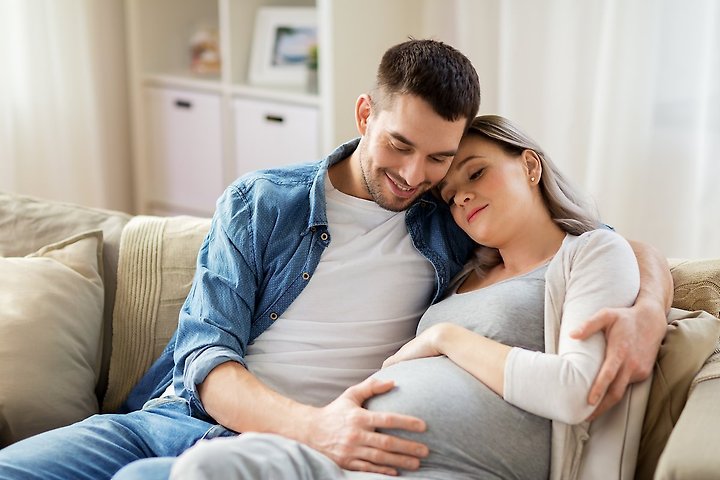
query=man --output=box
[0,39,671,480]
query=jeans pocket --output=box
[142,395,189,412]
[201,424,238,440]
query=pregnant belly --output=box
[365,356,550,479]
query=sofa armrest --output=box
[633,258,720,479]
[654,349,720,479]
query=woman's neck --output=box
[458,212,568,294]
[495,216,567,277]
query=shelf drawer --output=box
[145,87,224,215]
[233,97,319,176]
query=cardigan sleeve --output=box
[503,230,640,424]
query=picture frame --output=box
[248,7,318,88]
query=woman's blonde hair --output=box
[464,115,601,276]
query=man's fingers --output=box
[364,429,428,457]
[320,379,428,473]
[587,369,633,421]
[344,458,398,476]
[369,411,426,433]
[587,390,615,422]
[587,352,622,405]
[352,442,424,471]
[570,308,615,339]
[337,427,428,474]
[344,377,395,404]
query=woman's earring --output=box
[530,177,536,183]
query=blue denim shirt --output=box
[122,139,475,418]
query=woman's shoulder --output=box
[555,229,636,275]
[549,229,640,295]
[562,228,630,254]
[557,228,637,280]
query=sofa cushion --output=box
[635,309,720,479]
[103,215,211,412]
[0,192,131,402]
[668,258,720,318]
[0,231,105,446]
[634,258,720,479]
[653,360,720,479]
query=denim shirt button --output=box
[269,312,278,321]
[302,272,310,280]
[320,232,329,241]
[310,226,316,232]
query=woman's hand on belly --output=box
[383,323,511,397]
[382,323,449,368]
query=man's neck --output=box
[327,150,371,200]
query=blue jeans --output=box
[0,397,235,480]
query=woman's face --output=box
[438,134,537,247]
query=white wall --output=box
[420,0,719,258]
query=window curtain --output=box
[0,0,132,212]
[431,0,719,258]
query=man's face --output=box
[357,94,467,212]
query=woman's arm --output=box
[570,239,671,419]
[383,323,511,395]
[383,230,640,425]
[505,231,641,423]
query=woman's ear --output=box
[355,94,372,135]
[523,150,542,183]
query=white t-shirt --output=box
[243,176,436,406]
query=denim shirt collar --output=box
[305,138,360,234]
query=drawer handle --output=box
[175,100,192,109]
[264,114,284,123]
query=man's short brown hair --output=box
[372,39,481,129]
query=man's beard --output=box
[358,148,421,213]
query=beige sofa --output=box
[1,191,718,479]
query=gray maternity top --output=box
[365,264,551,480]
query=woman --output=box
[171,115,647,480]
[365,115,647,479]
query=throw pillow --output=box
[668,258,720,318]
[0,230,105,447]
[103,215,210,412]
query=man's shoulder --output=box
[215,161,322,235]
[220,162,323,213]
[232,161,322,193]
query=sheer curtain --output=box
[0,0,132,211]
[429,0,719,258]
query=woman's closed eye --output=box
[469,168,485,180]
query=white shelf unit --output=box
[126,0,425,216]
[144,87,225,216]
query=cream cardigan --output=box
[456,229,650,479]
[540,231,651,479]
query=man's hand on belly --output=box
[301,377,429,476]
